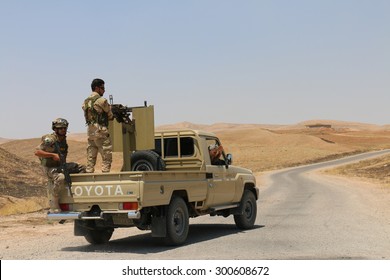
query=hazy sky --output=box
[1,0,389,139]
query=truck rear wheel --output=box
[234,190,257,229]
[84,228,114,245]
[131,150,166,171]
[164,196,189,246]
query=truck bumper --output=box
[47,210,141,221]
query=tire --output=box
[131,150,166,171]
[163,196,189,246]
[234,190,257,229]
[84,228,114,244]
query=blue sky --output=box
[1,0,389,139]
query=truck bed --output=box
[60,171,210,209]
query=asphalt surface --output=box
[258,149,390,259]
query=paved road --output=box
[258,149,390,259]
[1,150,390,260]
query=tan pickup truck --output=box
[48,104,258,246]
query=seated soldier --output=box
[35,118,85,213]
[208,144,226,165]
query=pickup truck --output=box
[48,108,258,246]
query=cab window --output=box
[155,137,195,157]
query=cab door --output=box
[206,164,236,206]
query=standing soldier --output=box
[35,118,85,213]
[82,78,113,173]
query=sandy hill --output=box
[0,137,12,144]
[66,133,88,142]
[0,146,46,198]
[159,121,390,168]
[287,120,387,131]
[157,122,283,133]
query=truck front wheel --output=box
[234,190,257,229]
[164,196,189,246]
[84,228,114,245]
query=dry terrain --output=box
[1,120,390,217]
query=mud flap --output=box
[74,220,88,236]
[151,215,167,237]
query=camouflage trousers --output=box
[43,163,85,196]
[43,164,85,212]
[43,167,65,197]
[86,136,112,173]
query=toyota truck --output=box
[47,101,259,246]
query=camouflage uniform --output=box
[36,133,67,211]
[82,91,113,173]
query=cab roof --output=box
[155,129,217,138]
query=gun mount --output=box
[108,95,155,171]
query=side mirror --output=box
[226,153,233,165]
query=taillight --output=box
[59,203,72,211]
[121,202,138,210]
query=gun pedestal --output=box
[121,122,135,171]
[109,105,155,171]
